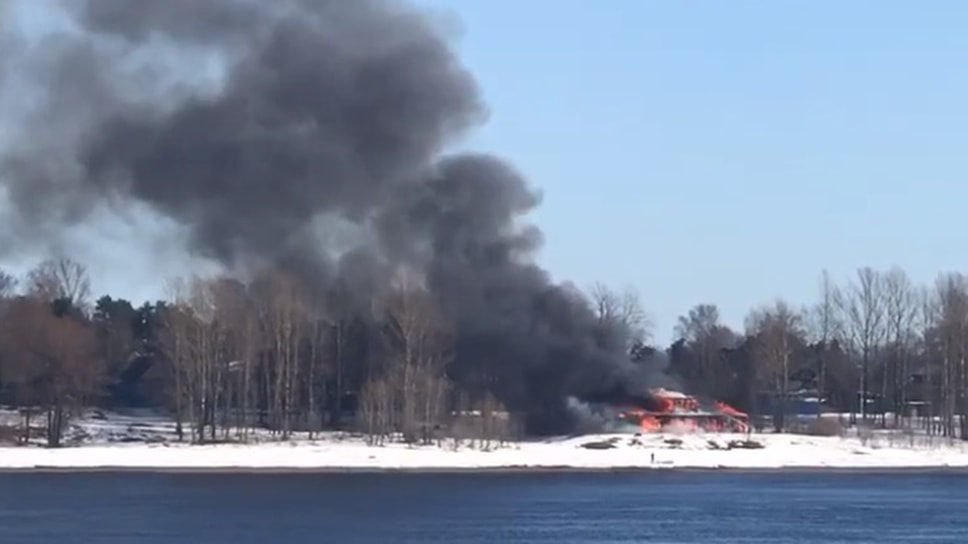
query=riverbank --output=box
[3,409,967,471]
[2,430,968,471]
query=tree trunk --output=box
[46,404,64,448]
[816,345,825,419]
[22,410,31,445]
[333,322,344,428]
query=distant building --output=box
[755,389,827,419]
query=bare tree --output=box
[358,374,395,445]
[934,273,968,438]
[745,299,804,432]
[208,277,256,440]
[178,276,262,442]
[912,285,939,434]
[588,283,651,348]
[158,278,197,442]
[26,258,92,311]
[883,267,917,427]
[252,270,308,439]
[1,296,99,446]
[378,273,454,443]
[673,304,738,398]
[808,270,840,418]
[234,307,260,441]
[0,270,16,389]
[327,280,355,428]
[178,278,214,442]
[0,268,17,299]
[838,267,887,422]
[676,303,723,344]
[0,294,37,443]
[304,312,328,437]
[473,392,510,450]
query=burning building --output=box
[617,388,749,433]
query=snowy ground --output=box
[2,409,968,470]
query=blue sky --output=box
[415,0,968,340]
[7,1,968,342]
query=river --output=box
[1,470,966,543]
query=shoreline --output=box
[4,418,968,474]
[4,465,968,475]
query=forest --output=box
[3,257,968,448]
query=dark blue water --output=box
[1,471,966,543]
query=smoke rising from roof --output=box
[0,0,645,433]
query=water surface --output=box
[1,470,965,543]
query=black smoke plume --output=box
[0,0,644,434]
[581,383,666,413]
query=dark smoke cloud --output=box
[0,0,644,433]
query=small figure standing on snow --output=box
[650,452,655,464]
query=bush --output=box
[857,423,875,447]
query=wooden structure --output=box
[617,388,749,433]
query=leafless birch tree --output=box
[158,278,197,442]
[377,274,454,443]
[588,283,651,348]
[933,273,968,438]
[912,285,938,433]
[252,270,308,438]
[838,267,887,422]
[746,299,804,432]
[674,304,737,399]
[808,270,840,418]
[26,258,92,311]
[883,267,918,426]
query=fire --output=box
[617,388,749,434]
[639,415,660,431]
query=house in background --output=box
[754,367,829,420]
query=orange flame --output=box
[639,416,661,432]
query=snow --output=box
[2,410,968,471]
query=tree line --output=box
[674,267,968,439]
[0,259,533,448]
[2,259,968,447]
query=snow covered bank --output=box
[2,410,968,471]
[3,432,968,471]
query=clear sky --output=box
[7,1,968,343]
[415,0,968,341]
